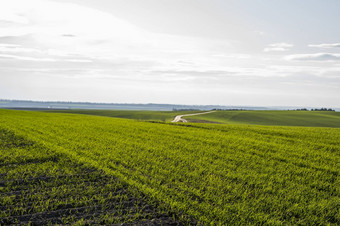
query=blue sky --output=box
[1,0,340,107]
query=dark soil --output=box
[0,129,198,225]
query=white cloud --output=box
[0,0,226,64]
[0,44,21,48]
[65,59,93,63]
[211,54,251,59]
[264,42,293,52]
[264,47,287,52]
[308,43,340,48]
[0,54,93,63]
[0,0,145,43]
[284,53,340,61]
[270,43,294,48]
[0,10,29,24]
[0,44,42,54]
[0,54,58,62]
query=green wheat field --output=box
[1,109,339,225]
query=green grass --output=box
[43,109,201,122]
[0,122,193,225]
[185,110,340,127]
[1,109,339,225]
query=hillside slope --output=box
[1,109,339,225]
[185,110,340,127]
[44,109,201,122]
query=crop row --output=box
[0,126,192,225]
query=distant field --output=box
[185,110,340,127]
[44,109,201,122]
[45,109,340,127]
[1,109,339,225]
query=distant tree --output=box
[311,108,335,111]
[296,108,308,111]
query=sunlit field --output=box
[1,109,339,225]
[185,110,340,127]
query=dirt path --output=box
[171,111,216,123]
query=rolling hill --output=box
[185,110,340,127]
[1,109,339,224]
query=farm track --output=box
[0,129,195,225]
[171,111,216,122]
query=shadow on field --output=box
[0,128,198,225]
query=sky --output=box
[1,0,340,107]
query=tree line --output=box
[295,108,335,111]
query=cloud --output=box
[0,0,148,50]
[0,42,95,63]
[0,0,226,64]
[0,53,93,63]
[308,43,340,48]
[0,43,20,48]
[270,43,294,48]
[0,54,58,62]
[284,53,340,61]
[264,43,293,52]
[264,47,287,52]
[0,44,41,54]
[0,10,29,24]
[65,59,93,63]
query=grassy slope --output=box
[185,110,340,127]
[44,109,201,122]
[0,109,339,225]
